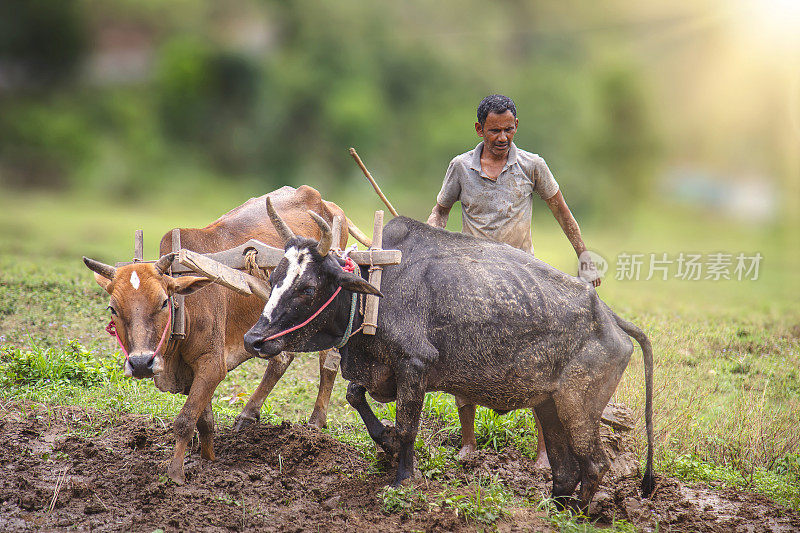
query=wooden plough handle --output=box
[362,210,384,335]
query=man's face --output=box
[475,110,518,159]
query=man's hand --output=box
[578,256,602,288]
[427,203,451,228]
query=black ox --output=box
[244,199,655,511]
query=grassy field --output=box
[1,189,798,524]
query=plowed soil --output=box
[1,405,798,532]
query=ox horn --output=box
[83,257,117,280]
[154,253,176,275]
[266,196,295,243]
[308,211,332,257]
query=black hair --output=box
[477,94,517,125]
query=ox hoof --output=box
[307,411,327,430]
[233,413,259,432]
[391,475,415,489]
[553,495,584,514]
[167,467,185,485]
[456,444,477,462]
[390,468,421,488]
[378,426,402,457]
[533,453,551,470]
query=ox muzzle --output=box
[243,322,284,359]
[125,352,163,379]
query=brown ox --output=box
[83,185,363,484]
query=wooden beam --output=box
[362,210,384,335]
[176,249,271,300]
[115,249,400,273]
[344,249,400,266]
[163,239,400,273]
[170,229,186,338]
[200,239,285,271]
[134,230,143,262]
[331,215,341,250]
[115,228,401,279]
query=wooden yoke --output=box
[362,210,384,335]
[134,230,144,262]
[330,215,342,254]
[175,249,271,300]
[116,211,401,337]
[170,229,186,339]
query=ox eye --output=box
[107,306,118,316]
[161,299,169,309]
[302,287,315,296]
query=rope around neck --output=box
[334,292,359,349]
[264,256,358,343]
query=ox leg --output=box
[392,362,427,487]
[554,392,610,513]
[168,365,225,484]
[346,382,400,456]
[535,398,580,508]
[234,351,295,432]
[308,349,340,429]
[196,402,216,461]
[454,396,477,460]
[532,409,551,469]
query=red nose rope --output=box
[264,256,356,342]
[106,297,173,362]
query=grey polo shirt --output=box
[436,141,560,254]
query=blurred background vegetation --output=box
[1,0,796,226]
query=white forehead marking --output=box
[262,247,309,320]
[130,271,140,290]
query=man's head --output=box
[475,94,518,159]
[477,94,516,125]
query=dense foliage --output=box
[0,0,659,218]
[0,341,121,388]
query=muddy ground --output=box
[1,405,798,532]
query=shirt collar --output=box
[469,142,483,173]
[469,141,519,176]
[506,143,518,168]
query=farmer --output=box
[427,93,601,468]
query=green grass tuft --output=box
[0,340,121,388]
[434,475,512,524]
[536,497,638,532]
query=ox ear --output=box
[168,275,213,296]
[92,272,114,293]
[83,257,115,293]
[336,270,382,297]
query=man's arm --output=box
[544,191,602,287]
[427,202,452,228]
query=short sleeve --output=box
[436,158,461,208]
[533,157,559,200]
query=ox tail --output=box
[346,217,373,247]
[613,314,655,497]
